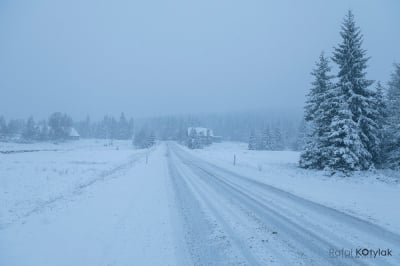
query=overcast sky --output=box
[0,0,399,120]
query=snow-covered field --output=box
[1,140,399,265]
[0,140,146,228]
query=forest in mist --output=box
[0,110,302,150]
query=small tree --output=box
[0,116,6,138]
[23,116,37,140]
[188,128,199,149]
[260,127,273,150]
[248,130,258,150]
[272,128,284,150]
[117,112,130,140]
[48,112,73,140]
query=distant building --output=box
[68,127,80,140]
[187,127,221,149]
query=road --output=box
[167,142,400,266]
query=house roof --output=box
[69,127,80,137]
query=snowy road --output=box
[1,141,399,265]
[167,143,400,265]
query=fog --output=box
[0,0,399,120]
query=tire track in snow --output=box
[169,143,400,265]
[168,153,234,265]
[169,150,299,265]
[169,151,262,265]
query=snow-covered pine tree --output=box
[248,130,258,150]
[109,116,118,140]
[188,128,199,149]
[0,116,7,138]
[371,82,387,167]
[325,94,370,171]
[37,120,49,141]
[294,119,308,151]
[23,116,37,140]
[385,63,400,169]
[299,53,334,169]
[272,128,284,150]
[330,10,376,170]
[118,112,129,139]
[260,127,272,150]
[128,118,134,140]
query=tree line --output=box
[299,10,400,171]
[0,112,135,142]
[0,112,73,141]
[248,127,285,151]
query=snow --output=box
[0,141,179,266]
[1,140,399,265]
[187,141,400,234]
[0,139,141,227]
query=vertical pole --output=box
[146,152,148,164]
[233,154,236,166]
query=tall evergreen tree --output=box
[117,112,129,139]
[188,128,200,149]
[385,63,400,169]
[294,119,308,151]
[37,120,49,140]
[325,96,370,171]
[371,82,387,167]
[260,127,273,150]
[128,118,134,139]
[272,128,284,150]
[48,112,73,140]
[23,116,37,140]
[330,10,376,170]
[0,116,6,137]
[248,130,258,150]
[300,53,334,169]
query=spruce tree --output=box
[385,63,400,169]
[248,130,258,150]
[118,112,129,139]
[261,127,272,150]
[272,128,284,150]
[371,82,386,167]
[330,10,376,170]
[0,116,6,137]
[325,95,370,171]
[294,119,308,151]
[300,53,333,169]
[23,116,36,140]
